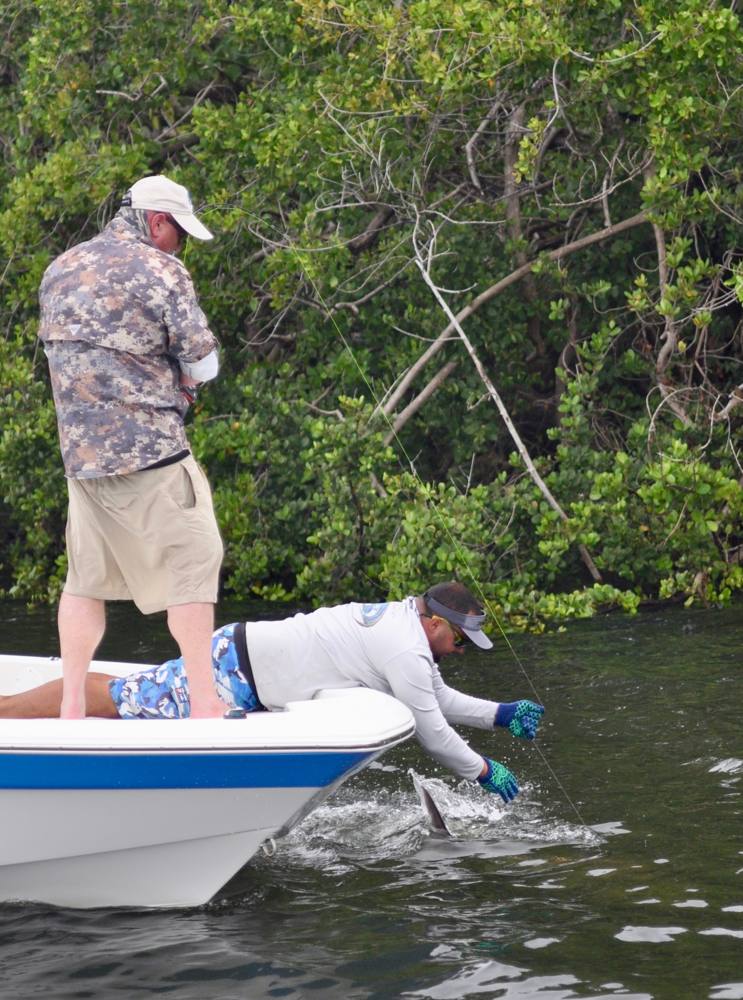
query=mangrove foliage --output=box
[1,0,742,628]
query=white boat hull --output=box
[0,655,415,908]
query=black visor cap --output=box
[423,592,493,650]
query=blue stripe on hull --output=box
[0,750,368,789]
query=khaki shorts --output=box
[64,455,223,614]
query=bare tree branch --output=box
[464,98,501,191]
[154,81,216,141]
[713,383,743,423]
[347,205,395,254]
[383,360,458,445]
[412,223,603,583]
[383,209,649,417]
[504,102,545,355]
[645,165,692,428]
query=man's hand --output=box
[477,758,519,803]
[179,372,199,406]
[495,700,545,740]
[189,691,228,718]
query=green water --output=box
[0,600,741,999]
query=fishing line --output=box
[220,199,588,827]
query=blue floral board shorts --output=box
[109,623,261,719]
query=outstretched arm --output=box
[431,667,545,739]
[384,654,491,780]
[431,668,501,727]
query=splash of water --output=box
[274,773,601,872]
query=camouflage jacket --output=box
[38,216,218,478]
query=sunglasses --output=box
[166,214,189,247]
[423,614,466,647]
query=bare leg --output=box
[0,673,119,719]
[167,602,224,718]
[58,593,106,719]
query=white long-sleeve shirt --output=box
[245,596,499,780]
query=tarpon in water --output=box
[411,772,452,837]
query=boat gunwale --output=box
[0,723,416,756]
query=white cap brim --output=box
[170,211,213,241]
[462,626,493,650]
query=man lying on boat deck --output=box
[0,581,544,803]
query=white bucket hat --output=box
[123,175,213,241]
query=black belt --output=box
[234,622,267,711]
[141,449,190,471]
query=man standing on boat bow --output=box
[38,175,224,722]
[0,581,544,803]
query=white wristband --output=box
[180,349,219,382]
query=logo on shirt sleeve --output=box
[359,602,388,626]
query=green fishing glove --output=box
[477,758,519,803]
[494,700,545,740]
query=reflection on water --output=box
[0,600,741,999]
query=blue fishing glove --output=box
[495,700,545,740]
[477,758,519,803]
